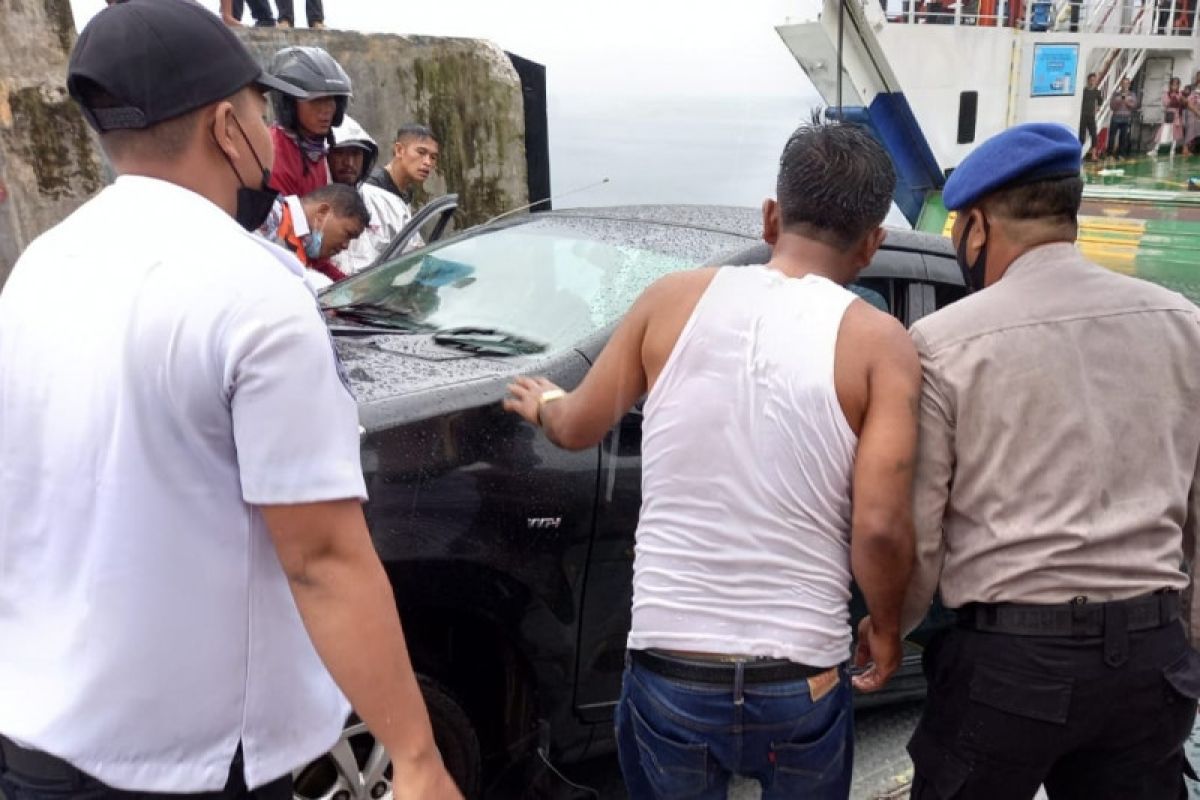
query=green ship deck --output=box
[916,154,1200,302]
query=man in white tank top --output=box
[504,122,920,799]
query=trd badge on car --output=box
[527,517,562,530]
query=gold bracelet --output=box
[535,388,566,427]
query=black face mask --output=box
[216,114,278,232]
[955,215,990,293]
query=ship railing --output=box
[1069,0,1195,33]
[888,0,1197,33]
[891,0,1021,26]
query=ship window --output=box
[958,91,978,144]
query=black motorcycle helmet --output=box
[268,46,352,136]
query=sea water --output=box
[549,91,908,228]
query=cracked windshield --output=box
[322,219,715,353]
[3,0,1200,799]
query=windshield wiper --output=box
[432,327,546,356]
[323,301,433,332]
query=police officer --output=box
[0,2,460,799]
[896,123,1200,798]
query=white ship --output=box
[778,0,1200,287]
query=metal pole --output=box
[838,0,846,118]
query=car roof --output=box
[548,205,962,286]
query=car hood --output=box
[334,333,525,406]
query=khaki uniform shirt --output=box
[901,242,1200,641]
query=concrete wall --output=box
[0,0,104,288]
[0,14,530,289]
[240,30,530,229]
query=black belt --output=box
[956,590,1180,637]
[631,648,830,684]
[0,735,80,783]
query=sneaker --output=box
[277,19,292,28]
[311,21,326,29]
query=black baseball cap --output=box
[67,0,304,132]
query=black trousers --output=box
[0,740,290,800]
[1109,121,1133,157]
[230,0,277,25]
[274,0,325,25]
[908,621,1200,799]
[1078,116,1098,154]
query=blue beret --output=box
[942,123,1082,211]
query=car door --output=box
[909,252,968,325]
[370,193,459,267]
[572,398,643,723]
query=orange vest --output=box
[275,202,309,267]
[271,199,347,283]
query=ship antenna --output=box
[484,178,612,225]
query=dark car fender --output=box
[384,558,586,751]
[354,349,602,759]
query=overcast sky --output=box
[70,0,818,97]
[68,0,828,208]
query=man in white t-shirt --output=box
[328,115,421,274]
[0,2,460,799]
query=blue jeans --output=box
[615,654,854,799]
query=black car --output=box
[296,205,965,800]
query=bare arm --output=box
[506,299,646,450]
[898,328,953,636]
[847,311,920,692]
[261,500,462,800]
[503,272,698,448]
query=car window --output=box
[322,216,746,352]
[849,280,891,313]
[926,255,969,310]
[935,281,969,309]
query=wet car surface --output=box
[304,206,966,798]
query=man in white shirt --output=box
[0,2,460,799]
[329,115,421,274]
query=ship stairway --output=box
[1094,49,1147,139]
[1086,0,1153,139]
[1094,47,1149,137]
